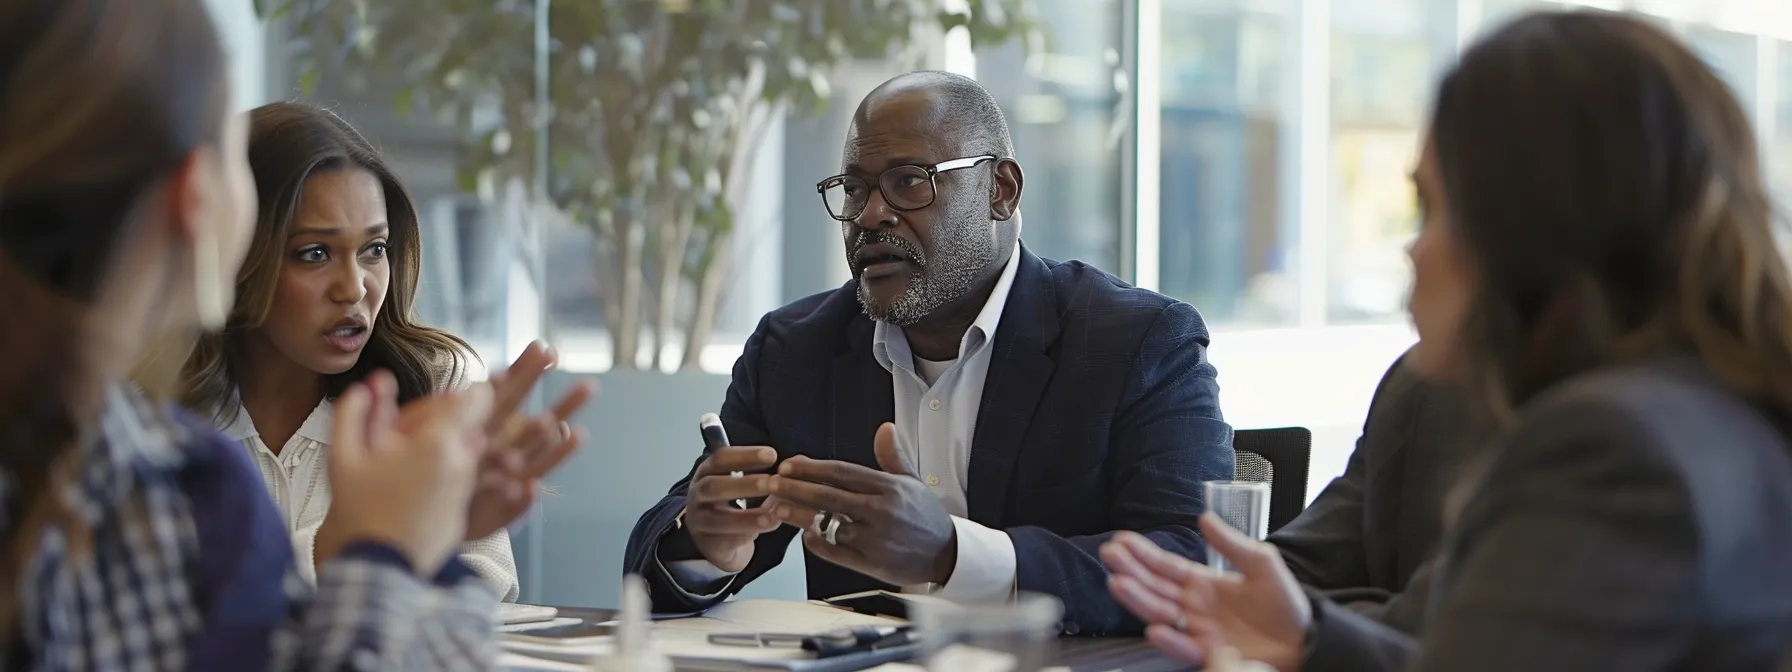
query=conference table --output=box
[505,605,1192,671]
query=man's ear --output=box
[989,157,1024,222]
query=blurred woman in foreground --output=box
[0,0,538,668]
[1104,9,1792,671]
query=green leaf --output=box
[392,88,414,115]
[938,11,970,32]
[456,165,480,194]
[252,0,299,22]
[298,67,319,96]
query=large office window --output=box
[1688,27,1762,121]
[1480,0,1557,28]
[1326,0,1453,324]
[979,0,1128,272]
[1776,42,1792,210]
[1156,0,1294,326]
[1151,0,1457,329]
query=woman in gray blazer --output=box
[1104,8,1792,671]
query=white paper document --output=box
[499,616,582,633]
[497,603,559,625]
[928,644,1019,672]
[498,651,589,671]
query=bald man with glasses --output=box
[622,70,1235,636]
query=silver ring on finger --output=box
[813,511,849,545]
[1173,613,1188,633]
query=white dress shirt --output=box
[217,398,521,601]
[662,238,1024,603]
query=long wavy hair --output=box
[178,102,469,419]
[0,0,228,647]
[1435,10,1792,422]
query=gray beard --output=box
[856,198,999,326]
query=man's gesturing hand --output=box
[766,423,958,587]
[681,446,780,572]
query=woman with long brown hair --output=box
[1102,9,1792,670]
[174,101,592,602]
[0,0,551,667]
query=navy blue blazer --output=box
[622,246,1235,635]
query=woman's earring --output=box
[193,231,227,329]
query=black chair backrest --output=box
[1232,427,1313,534]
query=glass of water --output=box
[912,592,1064,672]
[1204,480,1271,573]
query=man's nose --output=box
[853,186,899,231]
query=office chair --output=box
[1232,427,1313,534]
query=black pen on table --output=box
[699,413,748,509]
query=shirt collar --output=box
[217,399,256,441]
[963,236,1024,355]
[295,400,335,444]
[873,236,1025,373]
[217,392,335,446]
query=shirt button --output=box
[928,399,941,411]
[926,474,941,487]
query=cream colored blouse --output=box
[217,398,521,602]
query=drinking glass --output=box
[911,592,1063,672]
[1204,480,1271,573]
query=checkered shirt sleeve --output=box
[7,387,503,670]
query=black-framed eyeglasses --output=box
[815,155,997,222]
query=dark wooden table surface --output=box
[508,605,1192,671]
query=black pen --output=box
[699,413,747,509]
